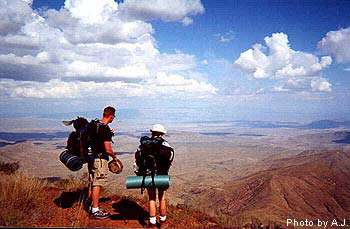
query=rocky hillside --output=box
[0,170,218,228]
[197,150,350,226]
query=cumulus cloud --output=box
[0,0,33,35]
[215,30,234,43]
[318,27,350,63]
[234,32,332,92]
[0,76,216,99]
[310,77,332,92]
[0,0,215,99]
[118,0,204,26]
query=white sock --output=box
[159,215,167,222]
[149,216,157,225]
[91,207,99,214]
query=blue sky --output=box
[0,0,349,123]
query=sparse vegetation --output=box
[0,170,89,227]
[0,170,221,227]
[0,161,20,175]
[0,172,47,226]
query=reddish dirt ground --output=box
[38,186,219,228]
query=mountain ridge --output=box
[195,150,350,226]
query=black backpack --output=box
[135,136,174,193]
[64,117,105,162]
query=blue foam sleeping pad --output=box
[126,175,170,189]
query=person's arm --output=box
[104,141,117,160]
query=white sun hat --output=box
[150,124,167,134]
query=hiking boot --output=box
[90,209,111,219]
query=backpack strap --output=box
[169,148,175,164]
[141,175,146,194]
[162,140,175,165]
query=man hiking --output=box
[88,106,118,219]
[134,124,174,227]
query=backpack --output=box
[63,117,102,162]
[135,136,174,193]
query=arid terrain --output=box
[195,150,350,225]
[0,118,349,227]
[0,170,218,228]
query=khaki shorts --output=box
[88,158,109,187]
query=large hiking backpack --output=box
[135,136,174,193]
[61,117,107,170]
[63,117,89,158]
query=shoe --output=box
[90,209,111,219]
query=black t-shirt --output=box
[91,121,113,157]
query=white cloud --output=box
[0,0,33,35]
[0,75,216,99]
[147,72,217,95]
[318,27,350,63]
[310,77,332,92]
[0,0,215,99]
[65,61,151,79]
[181,17,193,26]
[234,32,332,92]
[201,59,208,65]
[64,0,118,24]
[118,0,204,26]
[272,85,290,92]
[0,79,129,98]
[215,30,234,43]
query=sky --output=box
[0,0,349,123]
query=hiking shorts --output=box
[88,157,109,187]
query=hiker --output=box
[87,106,118,219]
[134,124,174,227]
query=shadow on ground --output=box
[53,188,148,226]
[54,188,88,209]
[110,199,149,226]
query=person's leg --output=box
[91,185,101,208]
[147,188,157,225]
[88,186,92,201]
[158,189,167,222]
[86,162,93,211]
[90,158,110,218]
[86,182,92,211]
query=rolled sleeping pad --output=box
[126,175,170,189]
[59,150,83,171]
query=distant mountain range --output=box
[302,120,350,129]
[233,119,350,129]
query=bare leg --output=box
[158,189,166,217]
[91,185,101,208]
[86,184,92,210]
[88,183,92,200]
[147,188,157,217]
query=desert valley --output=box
[1,117,349,227]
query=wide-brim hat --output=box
[150,124,167,134]
[108,158,123,174]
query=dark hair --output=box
[103,106,116,117]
